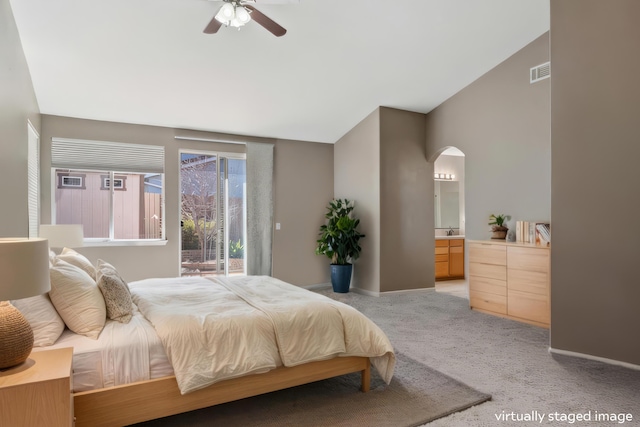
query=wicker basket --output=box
[0,302,34,369]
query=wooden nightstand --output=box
[0,347,73,427]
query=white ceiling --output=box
[10,0,549,144]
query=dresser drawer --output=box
[507,289,549,325]
[469,243,506,265]
[469,275,506,296]
[507,246,549,273]
[469,262,506,281]
[470,290,507,314]
[508,268,548,296]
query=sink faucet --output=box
[447,227,454,236]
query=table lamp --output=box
[0,238,51,370]
[38,224,84,250]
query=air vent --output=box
[530,61,550,83]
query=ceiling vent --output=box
[530,62,550,84]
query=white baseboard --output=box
[302,283,436,297]
[351,287,379,297]
[380,287,436,295]
[302,283,331,291]
[353,286,437,297]
[548,347,640,371]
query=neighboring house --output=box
[1,0,638,370]
[55,170,162,240]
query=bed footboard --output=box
[73,356,370,427]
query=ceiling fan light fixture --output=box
[215,3,235,24]
[235,6,251,25]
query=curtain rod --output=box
[174,136,247,145]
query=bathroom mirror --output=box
[434,181,460,228]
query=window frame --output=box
[100,175,126,191]
[51,168,166,247]
[57,173,86,189]
[50,138,166,247]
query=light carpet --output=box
[318,286,640,427]
[133,351,490,427]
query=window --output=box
[27,121,39,238]
[58,173,86,189]
[51,138,165,243]
[101,175,126,190]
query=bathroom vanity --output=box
[435,237,465,280]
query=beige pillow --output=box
[57,247,97,280]
[49,259,106,339]
[11,294,65,347]
[96,259,133,323]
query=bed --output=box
[26,252,395,426]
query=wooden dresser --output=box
[435,238,465,280]
[468,240,550,327]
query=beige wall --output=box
[334,107,432,294]
[425,32,551,242]
[550,1,640,365]
[40,115,333,286]
[0,0,41,237]
[334,109,381,293]
[272,138,333,286]
[379,107,432,292]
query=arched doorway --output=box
[432,147,467,298]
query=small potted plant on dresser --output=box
[315,199,365,293]
[489,214,510,239]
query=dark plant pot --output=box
[330,264,353,293]
[491,226,508,239]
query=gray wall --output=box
[334,109,381,294]
[334,107,432,294]
[425,32,551,241]
[379,107,432,292]
[272,138,333,285]
[550,1,640,365]
[0,0,41,237]
[40,115,333,286]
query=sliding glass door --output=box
[180,151,246,277]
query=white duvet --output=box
[130,275,395,395]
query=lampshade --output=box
[0,238,51,301]
[39,224,84,249]
[0,238,51,369]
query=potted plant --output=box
[315,199,365,293]
[489,214,510,239]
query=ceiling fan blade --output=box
[203,16,223,34]
[244,5,287,37]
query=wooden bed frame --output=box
[73,356,370,426]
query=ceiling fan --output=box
[204,0,287,37]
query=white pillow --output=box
[57,247,97,280]
[10,294,65,347]
[95,259,133,323]
[48,250,57,267]
[49,259,106,339]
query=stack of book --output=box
[515,221,550,246]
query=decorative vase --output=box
[491,226,508,239]
[330,264,353,293]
